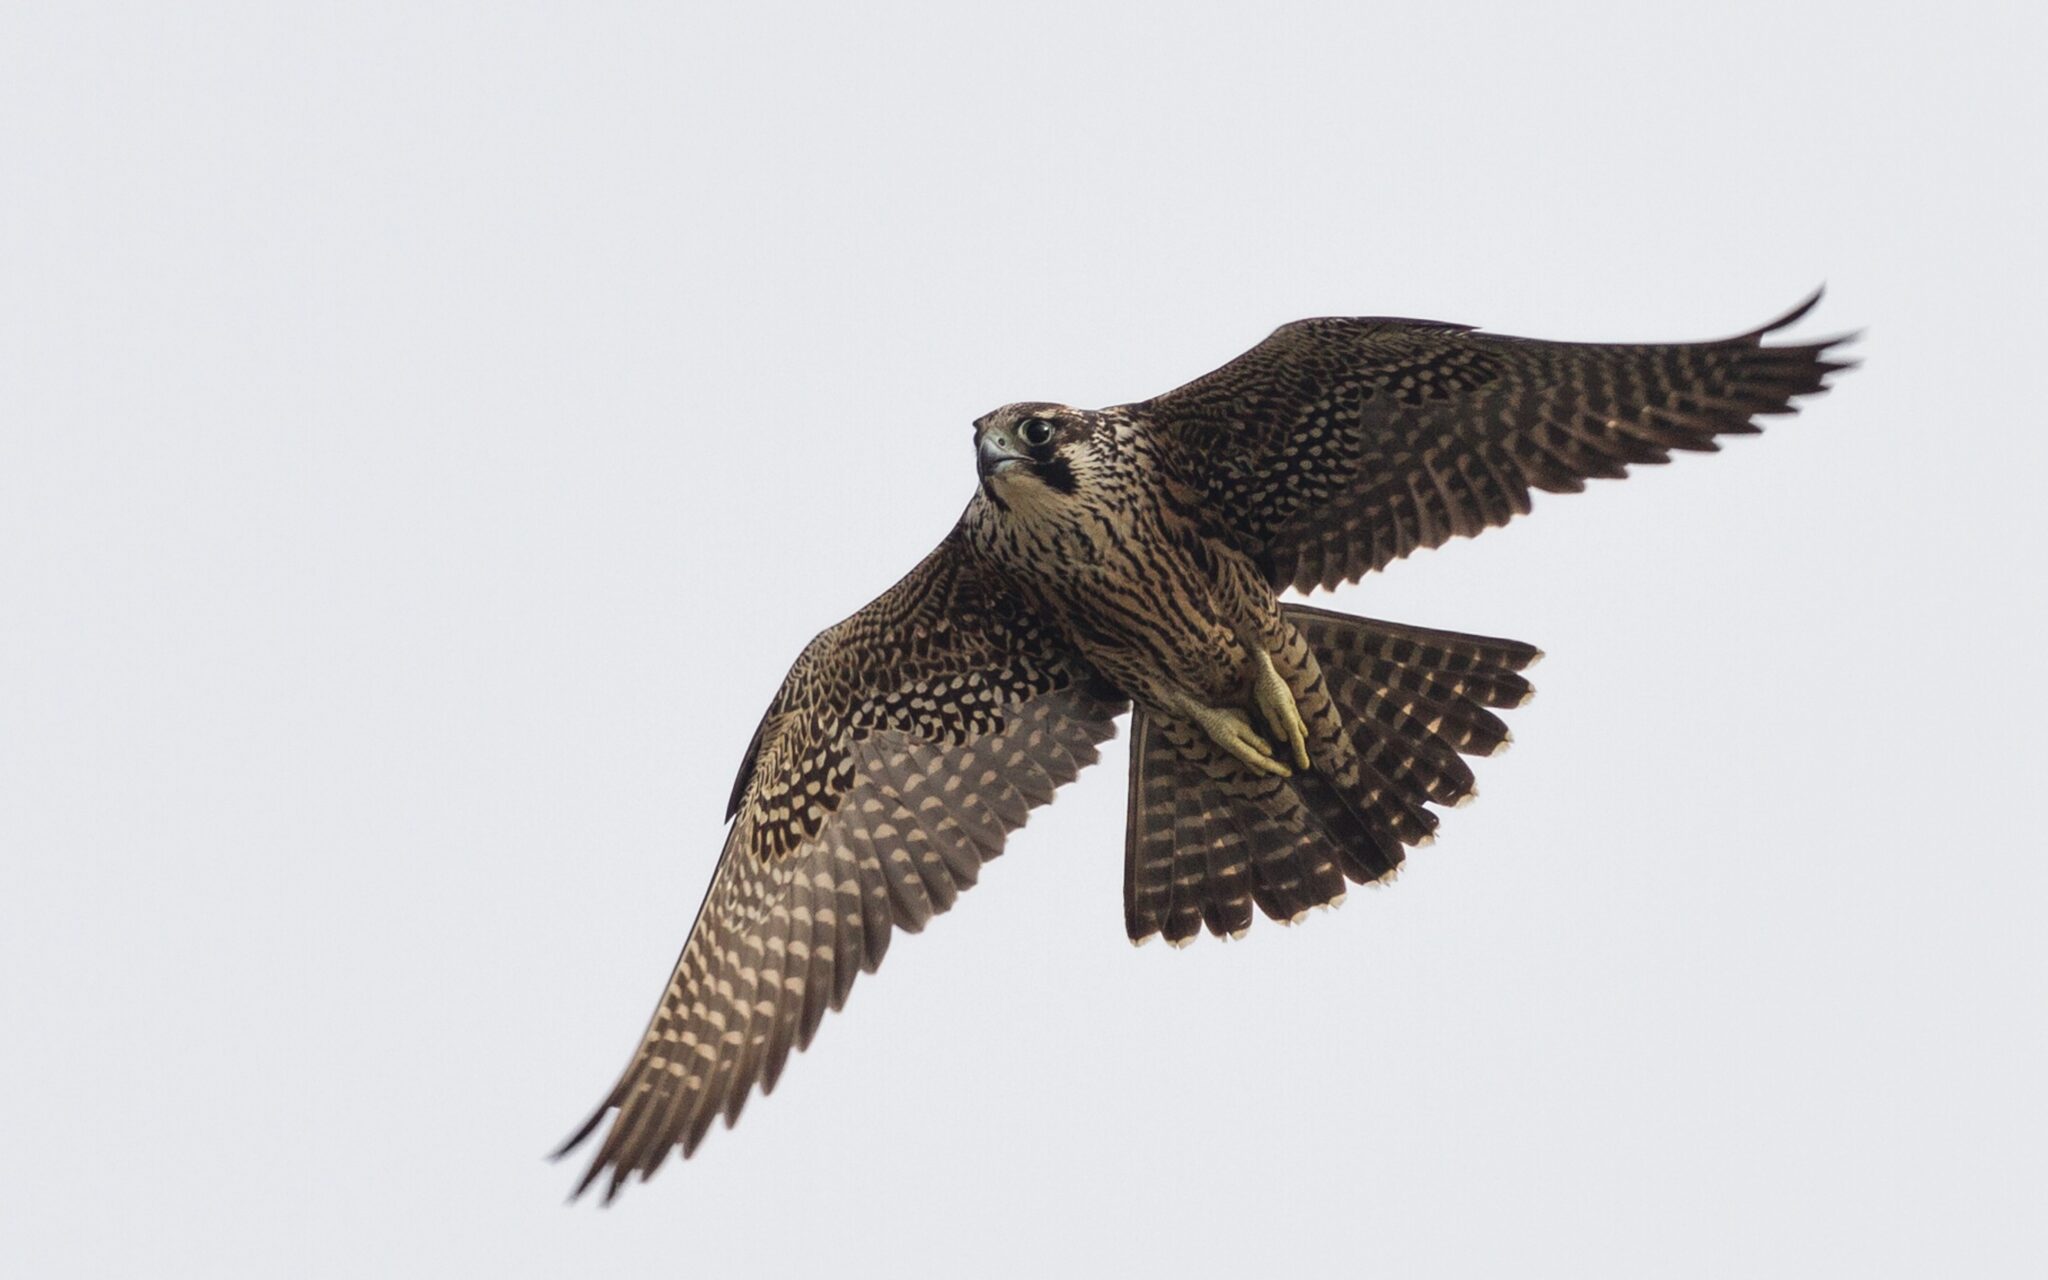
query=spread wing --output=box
[1131,291,1856,592]
[557,533,1125,1200]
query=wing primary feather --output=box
[1134,295,1851,591]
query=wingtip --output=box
[566,1155,609,1205]
[1740,285,1827,342]
[1814,332,1865,370]
[551,1103,610,1163]
[1777,284,1826,332]
[551,1101,627,1205]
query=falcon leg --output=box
[1249,646,1312,770]
[1167,693,1293,779]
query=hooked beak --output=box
[977,428,1029,480]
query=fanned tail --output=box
[1122,605,1541,945]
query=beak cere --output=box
[977,429,1027,480]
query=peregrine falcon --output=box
[558,292,1853,1199]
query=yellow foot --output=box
[1190,705,1292,778]
[1250,648,1311,770]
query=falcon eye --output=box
[1019,418,1054,448]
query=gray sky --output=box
[4,3,2043,1276]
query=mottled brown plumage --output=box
[559,292,1854,1198]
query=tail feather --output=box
[1339,696,1477,807]
[1289,765,1404,886]
[1124,709,1264,945]
[1368,656,1532,712]
[1123,715,1179,942]
[1120,606,1540,945]
[1321,663,1484,801]
[1325,739,1441,848]
[1122,711,1350,944]
[1223,800,1299,922]
[1235,793,1346,925]
[1289,603,1544,674]
[1189,784,1253,940]
[1323,657,1514,762]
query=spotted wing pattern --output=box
[558,536,1124,1199]
[1133,292,1855,592]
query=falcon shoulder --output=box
[1129,291,1857,591]
[557,532,1124,1200]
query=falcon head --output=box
[973,403,1109,508]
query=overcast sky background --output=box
[4,4,2044,1277]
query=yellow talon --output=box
[1189,704,1292,778]
[1250,648,1311,770]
